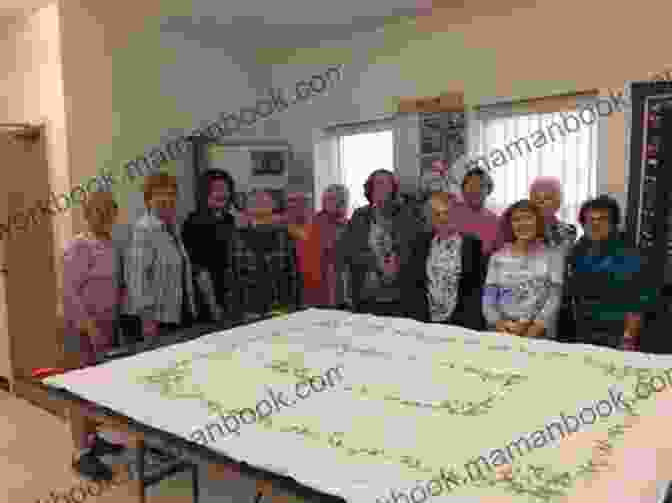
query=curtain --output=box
[312,129,341,211]
[472,106,598,228]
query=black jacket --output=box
[181,211,236,317]
[401,232,486,330]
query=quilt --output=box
[44,309,672,503]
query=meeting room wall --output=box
[56,0,275,242]
[0,3,70,326]
[0,0,275,316]
[65,9,272,218]
[266,0,672,215]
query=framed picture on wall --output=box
[251,151,286,175]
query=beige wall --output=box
[267,0,672,206]
[0,2,70,258]
[57,0,115,231]
[57,0,164,230]
[415,0,665,196]
[0,2,68,375]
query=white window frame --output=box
[313,115,397,212]
[468,95,606,225]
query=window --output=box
[313,117,396,214]
[472,108,598,229]
[339,130,394,211]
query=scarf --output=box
[303,211,344,289]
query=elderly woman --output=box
[226,188,301,319]
[528,176,580,342]
[63,191,126,480]
[566,196,657,349]
[181,170,236,322]
[450,167,500,256]
[529,176,577,251]
[339,169,420,316]
[402,192,485,329]
[302,184,350,307]
[124,173,197,338]
[484,200,564,339]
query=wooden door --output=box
[0,125,60,389]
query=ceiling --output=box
[161,0,423,50]
[0,0,53,20]
[0,0,453,48]
[189,0,421,26]
[0,0,421,23]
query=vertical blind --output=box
[473,108,598,228]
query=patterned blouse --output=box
[426,234,463,322]
[482,244,564,339]
[225,225,301,317]
[124,212,197,324]
[363,208,401,301]
[63,232,122,325]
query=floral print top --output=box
[426,234,463,322]
[482,244,564,339]
[362,210,401,301]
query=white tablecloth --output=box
[45,309,672,503]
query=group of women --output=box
[61,167,656,480]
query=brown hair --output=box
[143,173,178,207]
[496,199,546,246]
[82,191,118,221]
[429,191,457,207]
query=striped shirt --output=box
[123,212,197,324]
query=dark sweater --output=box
[566,234,657,345]
[337,202,421,308]
[401,232,486,330]
[181,210,235,312]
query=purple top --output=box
[63,233,121,325]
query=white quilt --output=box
[44,309,672,503]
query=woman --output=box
[402,192,485,329]
[302,184,350,307]
[124,173,197,338]
[484,200,564,339]
[451,167,500,256]
[529,176,577,251]
[567,196,656,349]
[529,176,578,343]
[226,188,301,319]
[63,191,125,480]
[339,169,420,316]
[181,170,236,322]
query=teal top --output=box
[567,236,657,321]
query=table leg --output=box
[136,440,146,503]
